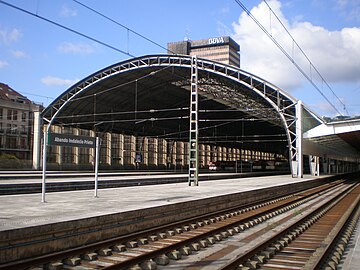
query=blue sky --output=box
[0,0,359,117]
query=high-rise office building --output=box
[167,36,240,67]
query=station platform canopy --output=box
[303,118,360,161]
[42,54,359,165]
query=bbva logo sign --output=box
[208,37,225,45]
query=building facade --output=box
[0,83,43,164]
[167,36,240,67]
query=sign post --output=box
[94,137,100,198]
[41,126,50,203]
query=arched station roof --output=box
[42,54,322,156]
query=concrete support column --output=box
[295,100,303,178]
[198,144,205,168]
[153,138,158,166]
[74,128,79,165]
[217,147,221,161]
[56,126,62,165]
[236,148,240,161]
[110,133,123,166]
[32,111,41,170]
[177,141,185,167]
[184,142,189,168]
[158,139,166,167]
[309,155,319,176]
[147,138,154,166]
[89,130,95,166]
[170,141,176,167]
[205,145,211,167]
[322,157,328,174]
[131,135,136,166]
[119,134,124,166]
[105,132,111,166]
[143,137,148,166]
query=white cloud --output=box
[220,5,230,14]
[10,50,27,58]
[0,26,22,44]
[313,101,338,116]
[41,76,78,87]
[217,21,232,36]
[60,5,77,17]
[58,42,94,54]
[231,0,360,92]
[0,60,9,68]
[335,0,360,22]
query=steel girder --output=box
[42,54,302,175]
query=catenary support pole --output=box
[188,55,199,186]
[94,137,100,197]
[295,100,303,178]
[41,124,50,203]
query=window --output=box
[7,109,12,120]
[13,110,18,121]
[20,137,28,149]
[0,108,3,119]
[12,124,17,134]
[7,137,17,149]
[22,112,27,122]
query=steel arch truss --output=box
[43,54,301,176]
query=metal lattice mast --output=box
[188,56,199,186]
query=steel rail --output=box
[219,182,360,270]
[0,180,345,270]
[100,182,345,269]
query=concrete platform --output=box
[0,171,271,184]
[340,210,360,270]
[0,174,321,231]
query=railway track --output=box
[219,182,360,270]
[0,179,358,270]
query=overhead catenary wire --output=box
[57,115,190,127]
[263,0,348,115]
[68,66,172,103]
[234,0,345,116]
[55,107,190,119]
[1,1,319,136]
[0,0,135,58]
[16,91,54,103]
[254,1,358,133]
[72,0,175,54]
